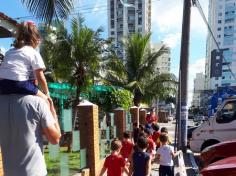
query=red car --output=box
[200,140,236,166]
[201,156,236,176]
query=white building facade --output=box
[206,0,236,90]
[192,73,205,107]
[107,0,151,57]
[152,43,171,74]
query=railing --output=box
[99,113,117,159]
[44,108,87,176]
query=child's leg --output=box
[0,79,48,100]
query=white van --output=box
[190,97,236,152]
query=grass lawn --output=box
[44,147,80,176]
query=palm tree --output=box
[103,33,177,106]
[41,17,107,106]
[21,0,74,24]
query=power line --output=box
[13,0,160,20]
[193,0,236,80]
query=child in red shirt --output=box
[152,123,161,149]
[99,139,128,176]
[120,131,134,161]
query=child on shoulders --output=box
[0,21,50,101]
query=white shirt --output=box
[0,46,45,81]
[157,144,174,166]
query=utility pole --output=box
[179,0,192,152]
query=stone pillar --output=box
[114,108,126,140]
[130,106,139,126]
[0,149,3,176]
[77,101,100,176]
[139,109,147,125]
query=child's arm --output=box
[35,69,49,96]
[99,166,107,176]
[146,157,152,176]
[128,159,133,176]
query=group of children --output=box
[100,122,178,176]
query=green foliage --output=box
[89,88,133,112]
[103,33,177,106]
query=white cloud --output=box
[152,0,208,34]
[152,0,183,33]
[162,33,181,48]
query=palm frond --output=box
[21,0,74,24]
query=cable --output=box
[194,0,236,80]
[13,0,160,20]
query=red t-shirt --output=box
[152,131,161,142]
[104,154,125,176]
[147,136,155,153]
[120,140,134,159]
[146,114,158,124]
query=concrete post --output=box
[77,101,100,176]
[139,109,147,125]
[130,106,139,126]
[114,108,126,140]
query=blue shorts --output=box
[0,79,38,95]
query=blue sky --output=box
[0,0,208,105]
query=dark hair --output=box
[137,137,148,149]
[144,128,152,136]
[139,124,145,131]
[159,134,169,143]
[13,21,40,49]
[123,131,130,139]
[133,122,138,127]
[161,127,168,133]
[111,138,122,151]
[138,131,147,138]
[152,124,160,131]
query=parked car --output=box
[187,126,198,147]
[201,156,236,176]
[193,115,206,122]
[190,97,236,152]
[200,140,236,167]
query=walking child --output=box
[100,139,128,176]
[0,21,49,100]
[120,131,134,162]
[128,137,151,176]
[156,134,178,176]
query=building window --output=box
[138,18,142,25]
[218,20,222,23]
[217,27,221,31]
[111,31,114,35]
[217,34,221,38]
[218,12,222,16]
[215,77,219,80]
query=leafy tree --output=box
[103,33,177,106]
[89,87,133,112]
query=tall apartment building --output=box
[192,73,205,107]
[152,43,171,74]
[205,0,236,90]
[107,0,151,57]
